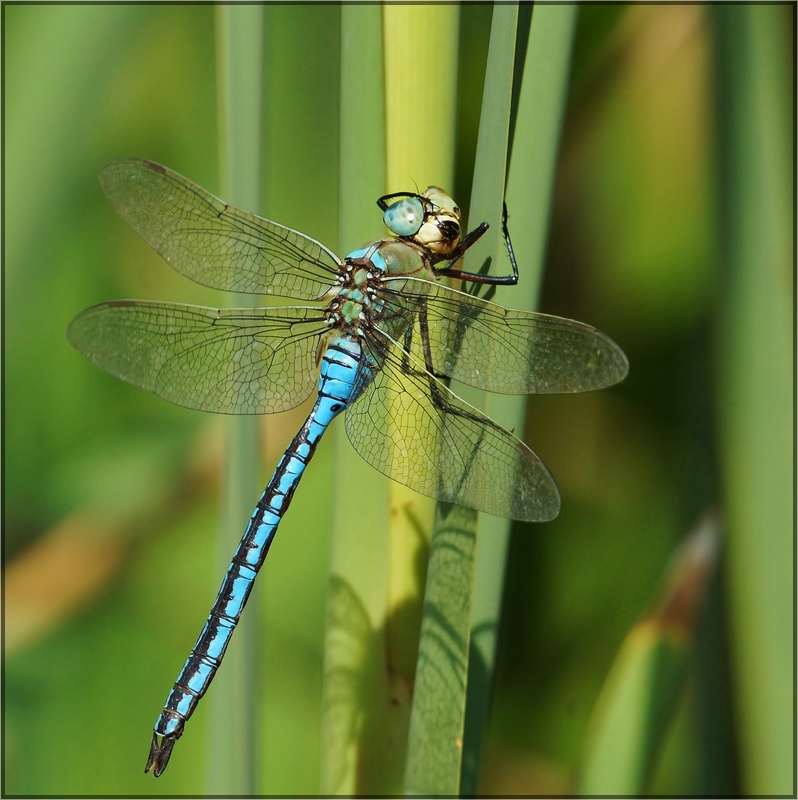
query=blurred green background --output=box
[4,4,792,795]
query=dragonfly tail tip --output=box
[145,731,177,777]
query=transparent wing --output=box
[99,159,341,301]
[378,278,629,394]
[344,339,560,522]
[67,301,328,414]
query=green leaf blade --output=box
[404,7,519,795]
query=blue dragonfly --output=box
[67,159,628,776]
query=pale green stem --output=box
[209,6,264,793]
[713,5,792,794]
[382,7,460,695]
[380,7,461,792]
[321,6,393,795]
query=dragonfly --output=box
[67,159,628,776]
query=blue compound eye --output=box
[383,196,425,237]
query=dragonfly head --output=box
[377,187,462,256]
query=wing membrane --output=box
[344,340,560,522]
[67,301,327,414]
[378,278,629,394]
[99,159,340,300]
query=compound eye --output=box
[383,196,425,237]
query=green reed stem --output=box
[403,6,518,796]
[209,6,265,793]
[383,5,460,708]
[460,7,579,793]
[712,5,792,794]
[320,5,392,795]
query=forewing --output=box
[344,341,560,522]
[379,278,629,394]
[99,159,340,300]
[67,301,327,414]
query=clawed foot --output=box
[145,732,178,777]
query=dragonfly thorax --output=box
[325,245,388,334]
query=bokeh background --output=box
[4,4,792,796]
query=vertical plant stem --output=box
[461,6,578,793]
[403,6,518,796]
[382,0,461,784]
[382,7,460,693]
[210,6,265,793]
[712,5,793,795]
[321,6,392,795]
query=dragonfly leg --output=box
[417,303,450,401]
[415,303,495,498]
[434,203,519,286]
[398,322,421,376]
[438,221,489,266]
[417,303,505,435]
